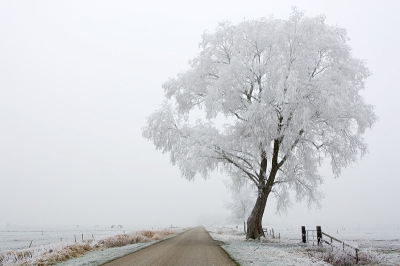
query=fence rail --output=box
[322,231,359,263]
[302,226,359,264]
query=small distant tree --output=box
[225,180,256,233]
[143,9,377,239]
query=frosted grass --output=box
[0,227,181,266]
[207,225,400,265]
[0,226,134,252]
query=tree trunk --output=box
[246,189,269,239]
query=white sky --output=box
[0,0,399,230]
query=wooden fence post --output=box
[316,226,322,246]
[356,248,359,264]
[301,226,306,243]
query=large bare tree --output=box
[142,9,377,239]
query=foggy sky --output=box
[0,0,399,230]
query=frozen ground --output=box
[207,226,330,266]
[0,226,134,252]
[206,225,400,266]
[1,225,399,265]
[283,225,400,265]
[0,227,186,266]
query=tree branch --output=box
[277,129,304,168]
[220,151,260,184]
[229,109,246,121]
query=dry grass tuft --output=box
[138,229,174,240]
[152,232,162,240]
[98,233,146,248]
[0,250,34,265]
[140,230,155,238]
[36,242,93,266]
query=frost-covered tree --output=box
[225,180,256,233]
[142,9,377,239]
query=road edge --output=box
[219,245,241,266]
[98,228,191,266]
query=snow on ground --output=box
[2,225,398,265]
[207,226,330,266]
[206,225,400,265]
[0,226,136,252]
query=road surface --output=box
[102,226,236,266]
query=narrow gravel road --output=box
[102,226,236,266]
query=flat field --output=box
[208,225,400,266]
[0,226,133,252]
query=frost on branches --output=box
[142,9,377,239]
[225,180,256,233]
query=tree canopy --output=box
[143,9,376,238]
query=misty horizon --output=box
[1,0,399,230]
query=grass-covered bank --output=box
[0,229,183,266]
